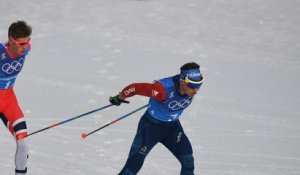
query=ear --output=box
[8,37,14,45]
[179,79,188,95]
[179,79,187,86]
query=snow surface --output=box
[1,0,300,174]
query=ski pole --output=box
[81,104,148,139]
[24,104,114,138]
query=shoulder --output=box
[0,44,5,56]
[0,43,4,51]
[158,75,179,89]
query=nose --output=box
[192,90,197,95]
[189,89,197,96]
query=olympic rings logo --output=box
[1,58,24,74]
[168,99,191,110]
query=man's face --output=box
[180,80,199,97]
[8,36,30,56]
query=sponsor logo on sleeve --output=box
[124,87,135,96]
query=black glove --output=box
[109,95,130,106]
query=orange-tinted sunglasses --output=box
[10,37,30,47]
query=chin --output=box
[187,94,194,97]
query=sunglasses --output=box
[10,37,30,47]
[184,76,204,89]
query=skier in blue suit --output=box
[109,62,204,175]
[0,20,32,175]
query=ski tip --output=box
[81,133,87,139]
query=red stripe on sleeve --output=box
[120,82,166,101]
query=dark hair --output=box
[8,20,32,39]
[180,62,200,71]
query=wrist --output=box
[118,93,125,100]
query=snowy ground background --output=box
[1,0,300,174]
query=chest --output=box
[162,90,192,111]
[0,54,25,77]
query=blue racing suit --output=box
[118,75,198,175]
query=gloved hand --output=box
[109,95,130,106]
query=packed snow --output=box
[1,0,299,174]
